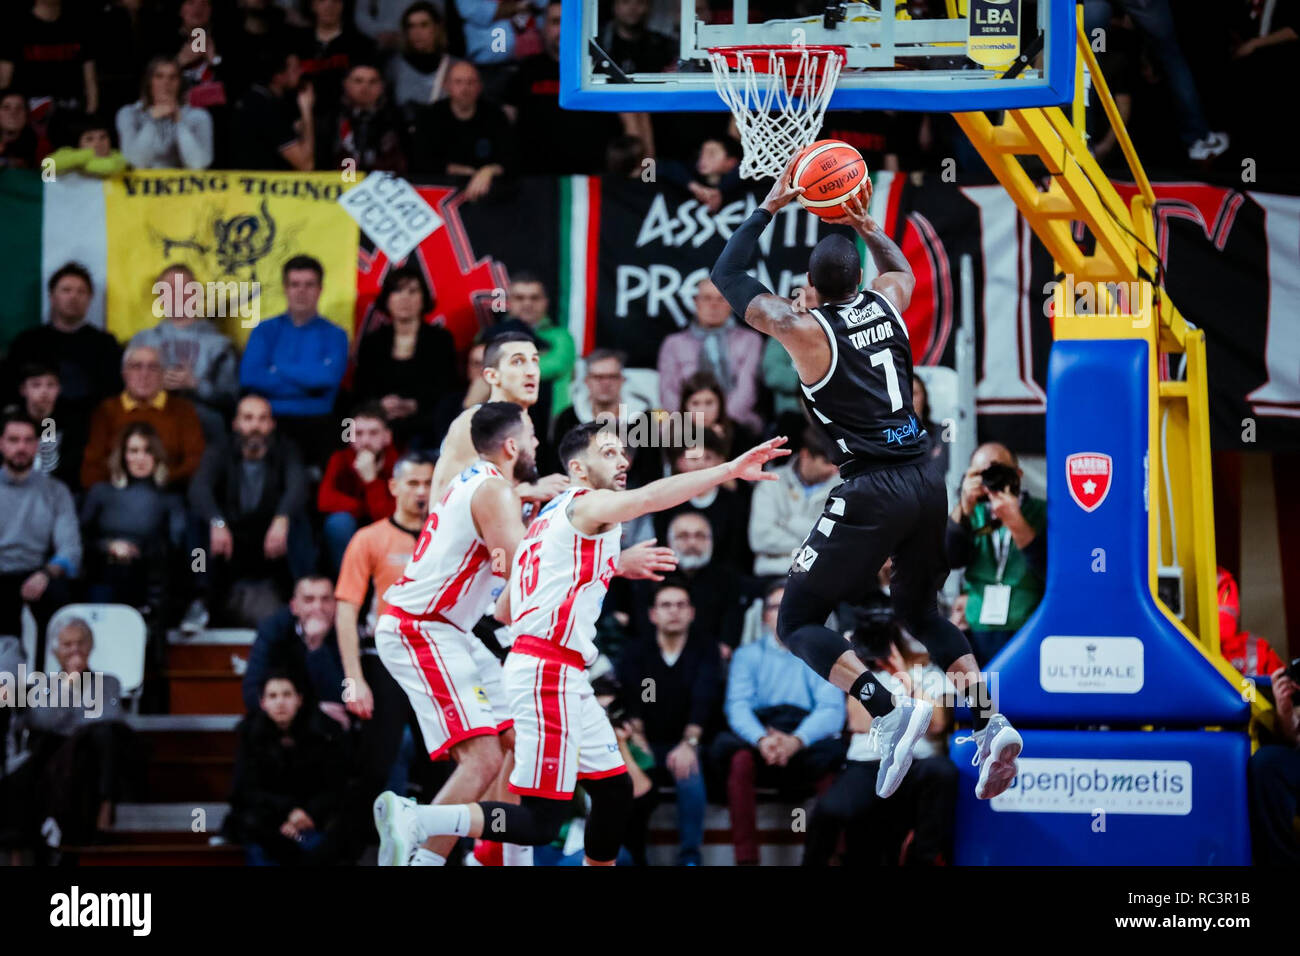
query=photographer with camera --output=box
[946,443,1047,667]
[1248,659,1300,865]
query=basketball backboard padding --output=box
[561,0,1075,113]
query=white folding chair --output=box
[568,359,658,419]
[45,604,148,710]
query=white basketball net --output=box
[708,47,844,181]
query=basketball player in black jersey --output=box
[710,159,1022,801]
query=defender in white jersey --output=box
[374,420,790,865]
[373,402,536,866]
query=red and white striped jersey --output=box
[384,460,506,631]
[507,487,621,666]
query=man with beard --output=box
[373,420,786,867]
[372,402,541,867]
[0,411,80,666]
[188,394,310,625]
[710,166,1022,802]
[630,512,747,654]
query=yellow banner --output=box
[103,171,360,348]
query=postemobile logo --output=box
[991,758,1192,816]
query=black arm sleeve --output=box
[710,208,776,319]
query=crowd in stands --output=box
[4,243,1292,866]
[0,0,1295,866]
[1,0,1292,183]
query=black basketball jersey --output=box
[799,288,929,470]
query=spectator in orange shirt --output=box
[80,345,205,491]
[318,403,399,574]
[334,452,433,833]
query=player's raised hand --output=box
[959,465,987,517]
[824,186,876,232]
[617,538,678,581]
[760,153,806,215]
[729,436,792,482]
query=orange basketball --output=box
[793,139,868,220]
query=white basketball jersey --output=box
[384,460,506,631]
[507,487,621,666]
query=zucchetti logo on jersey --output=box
[1066,452,1112,513]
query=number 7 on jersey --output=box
[870,349,904,412]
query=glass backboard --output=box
[560,0,1075,112]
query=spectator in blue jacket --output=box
[241,575,346,724]
[710,581,846,865]
[239,255,349,468]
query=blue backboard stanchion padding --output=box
[559,0,1077,114]
[951,730,1252,865]
[986,338,1247,726]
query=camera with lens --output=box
[981,462,1021,496]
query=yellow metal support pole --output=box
[950,16,1270,727]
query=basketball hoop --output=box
[708,45,845,181]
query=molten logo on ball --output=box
[793,139,869,220]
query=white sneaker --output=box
[957,714,1023,800]
[869,696,934,799]
[1188,131,1229,161]
[180,598,209,634]
[373,791,422,866]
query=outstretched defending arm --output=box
[570,438,791,534]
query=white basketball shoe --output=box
[957,714,1023,800]
[870,696,935,799]
[373,791,423,866]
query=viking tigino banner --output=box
[103,171,360,347]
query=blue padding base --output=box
[986,338,1247,726]
[952,729,1252,865]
